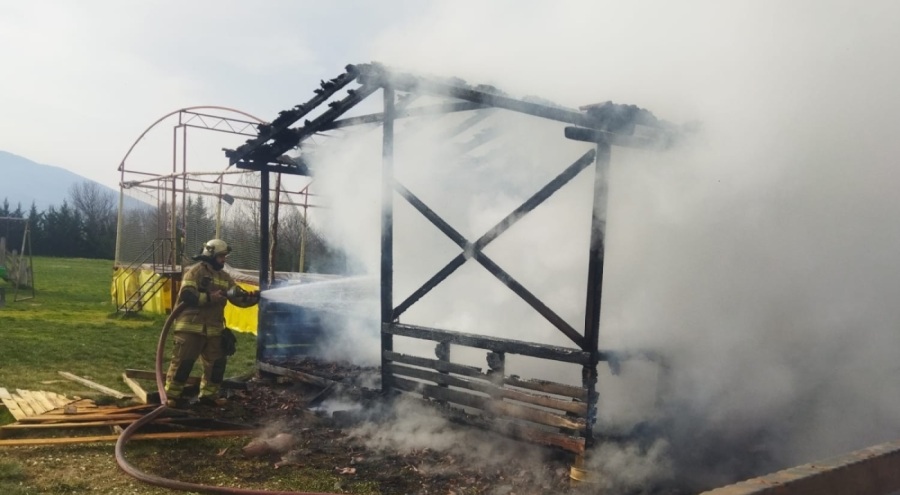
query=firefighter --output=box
[165,239,259,407]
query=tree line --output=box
[1,182,116,259]
[1,181,351,274]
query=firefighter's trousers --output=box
[165,330,227,398]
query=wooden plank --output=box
[1,417,198,431]
[46,392,71,408]
[440,405,586,455]
[0,429,260,447]
[11,393,36,417]
[387,363,587,416]
[384,351,485,378]
[58,372,129,399]
[125,369,200,385]
[393,377,585,431]
[16,390,49,415]
[18,413,145,423]
[0,396,26,421]
[504,375,588,401]
[257,362,336,388]
[384,322,592,365]
[122,374,147,404]
[0,388,12,400]
[31,392,58,412]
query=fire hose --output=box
[114,301,339,495]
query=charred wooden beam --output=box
[226,65,359,165]
[384,350,588,400]
[393,377,584,431]
[321,101,486,131]
[386,323,591,364]
[393,149,596,324]
[504,375,588,401]
[387,363,587,416]
[393,180,468,247]
[257,361,336,389]
[440,404,586,455]
[380,84,396,394]
[471,251,586,348]
[238,83,381,172]
[385,350,483,377]
[356,64,598,130]
[473,149,596,250]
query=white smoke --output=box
[273,1,900,491]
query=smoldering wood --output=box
[321,101,487,131]
[393,254,466,319]
[380,84,396,393]
[473,149,596,250]
[392,149,596,325]
[385,323,591,365]
[356,64,598,130]
[228,62,683,456]
[392,376,585,431]
[227,65,360,165]
[384,350,588,400]
[257,361,336,389]
[385,350,483,377]
[504,375,588,401]
[437,403,586,455]
[387,363,587,416]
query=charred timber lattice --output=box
[233,62,680,455]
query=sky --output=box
[5,0,900,490]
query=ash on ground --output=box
[188,357,687,495]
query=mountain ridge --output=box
[0,150,117,212]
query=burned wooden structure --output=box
[227,63,681,455]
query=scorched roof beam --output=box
[357,65,604,130]
[320,101,487,132]
[234,83,381,174]
[225,64,360,166]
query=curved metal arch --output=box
[117,105,266,169]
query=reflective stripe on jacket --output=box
[174,261,235,335]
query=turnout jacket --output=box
[173,261,235,335]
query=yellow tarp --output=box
[112,267,258,334]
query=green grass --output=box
[0,257,258,399]
[0,256,327,495]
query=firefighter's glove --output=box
[178,290,199,307]
[221,328,237,357]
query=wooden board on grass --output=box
[121,374,148,404]
[58,372,129,399]
[0,388,26,421]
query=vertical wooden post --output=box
[582,140,610,446]
[381,85,396,393]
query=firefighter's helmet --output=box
[202,239,231,258]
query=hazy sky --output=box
[2,1,892,191]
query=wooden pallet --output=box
[0,387,74,420]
